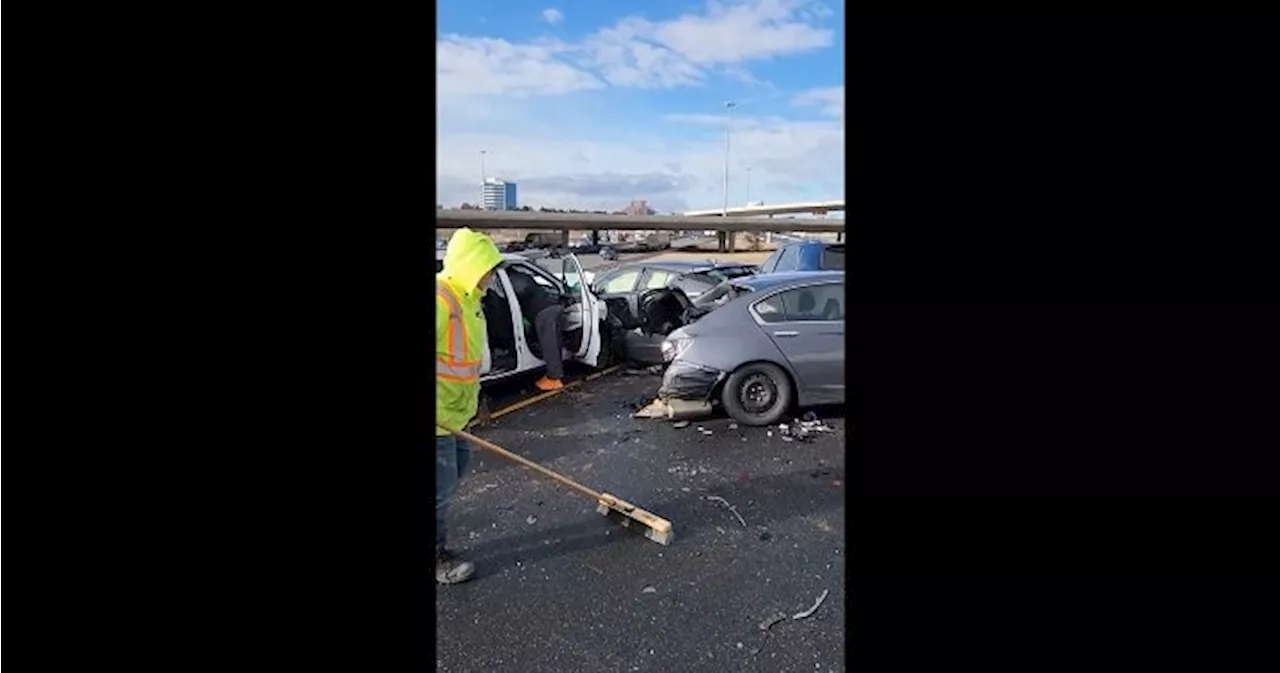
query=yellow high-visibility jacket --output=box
[436,228,502,435]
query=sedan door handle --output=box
[773,330,799,337]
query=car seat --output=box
[640,288,694,336]
[821,297,841,320]
[796,290,818,319]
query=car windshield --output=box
[534,257,583,291]
[821,246,845,270]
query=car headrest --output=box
[821,297,840,319]
[797,290,817,313]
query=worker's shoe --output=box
[535,376,564,391]
[435,549,475,585]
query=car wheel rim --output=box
[739,373,778,414]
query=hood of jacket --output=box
[440,228,502,294]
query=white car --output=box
[436,251,608,383]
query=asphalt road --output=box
[437,369,847,672]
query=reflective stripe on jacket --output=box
[436,228,502,435]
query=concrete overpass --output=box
[683,200,846,218]
[682,199,845,250]
[436,209,844,251]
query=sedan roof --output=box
[435,249,533,264]
[601,259,757,274]
[733,270,844,292]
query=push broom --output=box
[438,425,675,546]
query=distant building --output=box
[482,178,518,210]
[620,199,656,216]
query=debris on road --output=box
[775,414,837,442]
[633,398,670,418]
[642,585,657,593]
[758,611,788,631]
[728,423,739,430]
[672,420,691,429]
[667,399,714,420]
[526,515,538,525]
[633,396,714,421]
[791,589,830,620]
[705,495,748,527]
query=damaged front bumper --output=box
[658,359,727,402]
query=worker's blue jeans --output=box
[436,434,473,554]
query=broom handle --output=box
[441,425,607,503]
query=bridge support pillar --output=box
[727,231,736,253]
[836,231,843,242]
[560,229,570,247]
[717,231,727,252]
[591,229,600,246]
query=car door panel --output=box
[560,254,602,366]
[764,323,843,404]
[594,268,645,324]
[754,283,845,404]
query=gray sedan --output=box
[658,271,844,426]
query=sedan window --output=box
[674,273,717,296]
[603,269,641,293]
[759,249,782,273]
[642,269,675,289]
[776,283,844,321]
[821,245,845,270]
[753,294,788,323]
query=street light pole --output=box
[722,101,736,217]
[479,150,488,209]
[721,101,737,252]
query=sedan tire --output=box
[721,362,793,426]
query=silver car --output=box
[659,271,844,426]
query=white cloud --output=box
[438,1,836,96]
[792,85,843,118]
[435,2,843,211]
[648,0,834,66]
[436,112,844,212]
[436,35,603,97]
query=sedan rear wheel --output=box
[721,362,793,426]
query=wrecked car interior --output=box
[605,279,755,367]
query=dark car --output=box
[588,260,759,302]
[758,240,845,273]
[568,237,601,254]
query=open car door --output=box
[560,254,603,367]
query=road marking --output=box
[469,364,624,427]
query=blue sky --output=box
[437,0,844,213]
